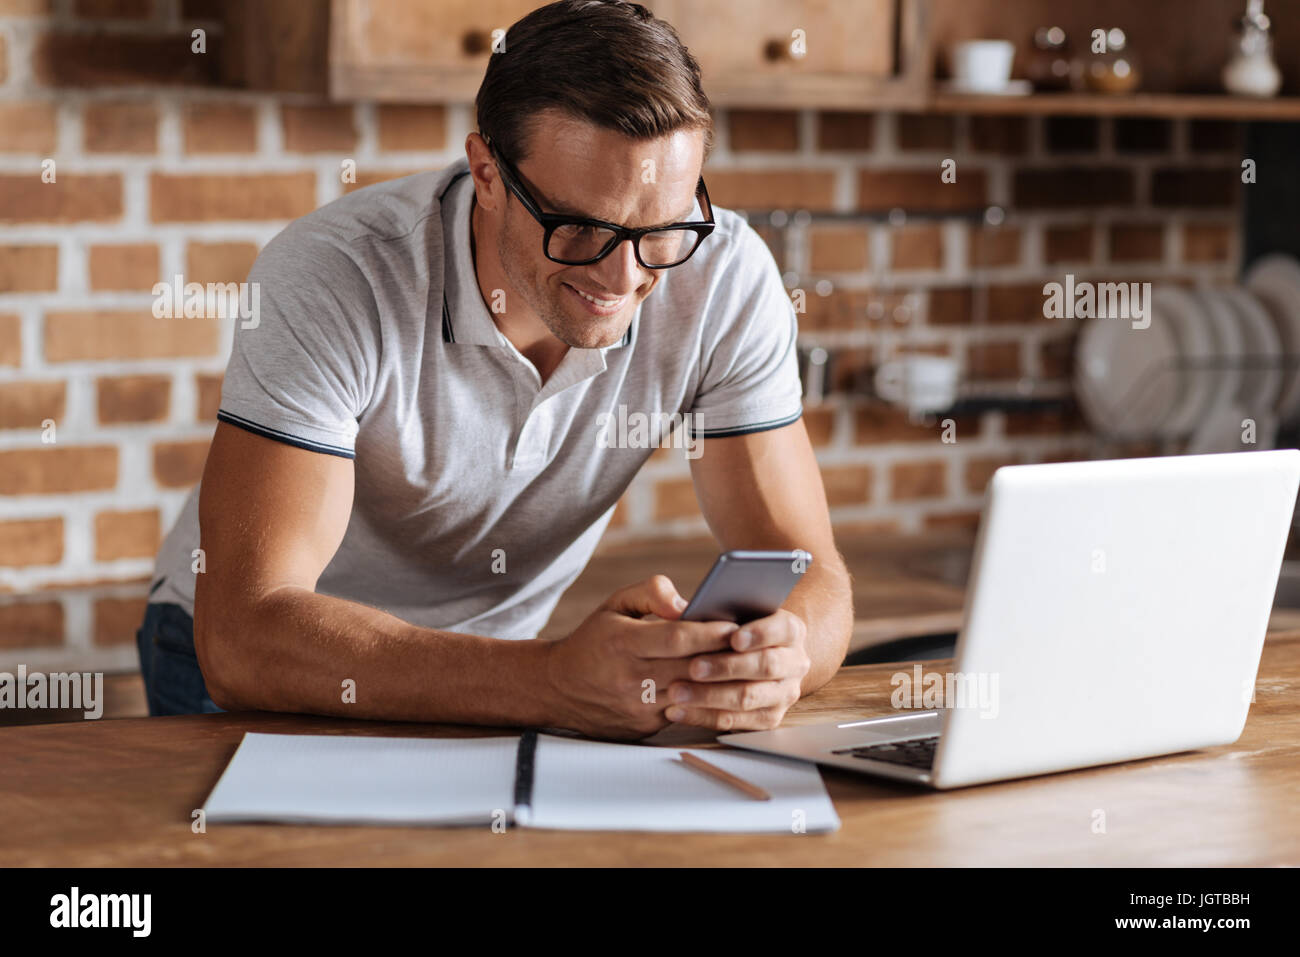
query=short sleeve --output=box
[687,221,804,437]
[216,227,378,459]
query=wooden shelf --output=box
[928,91,1300,121]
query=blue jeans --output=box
[135,600,224,715]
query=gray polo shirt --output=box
[151,158,803,639]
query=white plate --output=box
[1245,254,1300,424]
[1075,309,1182,438]
[1193,287,1245,416]
[1217,286,1282,419]
[1155,285,1217,435]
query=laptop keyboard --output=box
[832,735,939,770]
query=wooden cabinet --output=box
[221,0,1300,120]
[652,0,928,108]
[659,0,896,78]
[330,0,543,101]
[325,0,929,107]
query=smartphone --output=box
[679,549,813,624]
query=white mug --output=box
[874,356,959,415]
[951,40,1015,91]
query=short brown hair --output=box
[475,0,712,164]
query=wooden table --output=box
[4,628,1297,867]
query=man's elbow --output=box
[193,600,249,711]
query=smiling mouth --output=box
[563,282,627,313]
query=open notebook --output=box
[202,731,840,833]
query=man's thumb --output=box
[606,574,687,619]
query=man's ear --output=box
[465,132,502,212]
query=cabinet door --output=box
[651,0,915,108]
[330,0,928,107]
[331,0,544,101]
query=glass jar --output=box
[1080,28,1141,94]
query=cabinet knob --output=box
[763,38,792,62]
[462,29,491,55]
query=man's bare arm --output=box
[193,423,555,724]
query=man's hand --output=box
[663,608,811,732]
[541,575,739,740]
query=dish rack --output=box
[1080,352,1300,447]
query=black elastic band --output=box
[513,730,538,820]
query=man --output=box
[137,0,853,739]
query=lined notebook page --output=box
[525,735,840,833]
[203,733,519,826]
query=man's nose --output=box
[586,238,643,294]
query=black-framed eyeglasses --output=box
[487,141,715,269]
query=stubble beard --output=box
[496,228,636,351]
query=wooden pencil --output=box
[679,751,772,801]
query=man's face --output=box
[493,113,706,350]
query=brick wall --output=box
[0,2,1243,668]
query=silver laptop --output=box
[719,450,1300,789]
